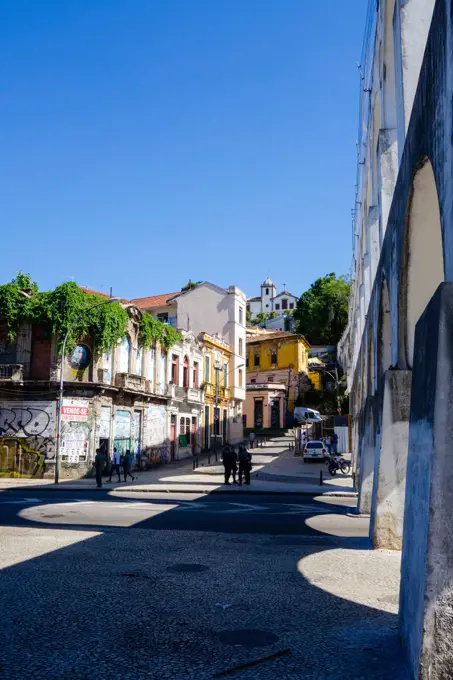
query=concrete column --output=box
[378,128,398,240]
[357,397,376,515]
[368,206,380,287]
[400,284,453,679]
[394,0,435,160]
[370,370,412,549]
[363,253,371,311]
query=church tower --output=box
[260,277,276,314]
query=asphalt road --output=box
[0,488,363,537]
[0,490,409,680]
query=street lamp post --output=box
[211,361,244,462]
[54,297,120,484]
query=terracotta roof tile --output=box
[130,292,180,309]
[79,287,130,303]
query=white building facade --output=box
[247,277,298,320]
[132,282,247,443]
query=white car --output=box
[303,440,327,462]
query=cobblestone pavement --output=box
[0,522,409,679]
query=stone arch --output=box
[399,157,444,369]
[378,278,392,386]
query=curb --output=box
[0,485,358,497]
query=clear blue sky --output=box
[1,0,366,301]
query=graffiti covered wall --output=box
[0,400,57,477]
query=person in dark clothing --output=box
[238,446,252,486]
[222,444,234,485]
[94,448,105,488]
[231,447,238,484]
[123,449,136,482]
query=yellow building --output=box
[199,333,234,448]
[245,330,310,427]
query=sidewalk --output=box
[0,442,356,496]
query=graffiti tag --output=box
[0,402,56,438]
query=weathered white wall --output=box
[404,159,444,367]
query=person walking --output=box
[238,445,252,486]
[123,449,136,482]
[94,448,105,488]
[108,447,122,483]
[326,435,332,455]
[331,432,339,455]
[248,431,256,450]
[222,445,234,485]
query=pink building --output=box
[243,382,286,430]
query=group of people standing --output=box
[94,447,137,488]
[222,444,252,486]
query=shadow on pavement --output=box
[0,487,409,680]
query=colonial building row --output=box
[0,282,247,479]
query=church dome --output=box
[262,276,274,287]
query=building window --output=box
[271,349,277,365]
[171,354,179,384]
[251,378,256,384]
[282,299,288,310]
[246,355,249,368]
[212,406,220,436]
[254,352,260,368]
[275,303,280,310]
[266,288,269,295]
[160,351,167,394]
[136,345,143,376]
[119,336,131,374]
[239,307,244,325]
[268,376,274,382]
[239,338,243,356]
[238,368,243,387]
[265,304,269,308]
[193,361,199,388]
[246,304,250,313]
[289,302,294,310]
[157,313,169,323]
[183,355,189,388]
[205,356,210,383]
[180,417,185,436]
[223,363,228,387]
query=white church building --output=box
[246,277,298,320]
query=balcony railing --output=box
[115,373,147,392]
[167,384,202,403]
[0,364,24,382]
[204,383,230,400]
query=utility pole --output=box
[214,359,221,460]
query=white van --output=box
[294,407,322,424]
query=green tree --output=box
[181,280,202,292]
[268,311,278,319]
[253,312,268,326]
[294,273,350,345]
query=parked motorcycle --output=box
[326,455,350,476]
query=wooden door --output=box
[170,419,176,461]
[191,417,197,454]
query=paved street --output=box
[0,489,409,679]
